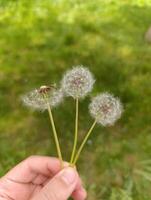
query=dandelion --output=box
[22,85,64,167]
[22,85,63,111]
[73,92,123,165]
[61,66,95,164]
[89,92,123,126]
[61,66,95,99]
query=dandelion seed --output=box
[22,85,64,111]
[61,66,95,99]
[89,92,123,126]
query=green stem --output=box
[44,94,63,168]
[73,120,97,165]
[70,98,79,164]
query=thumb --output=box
[33,167,78,200]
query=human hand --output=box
[0,156,87,200]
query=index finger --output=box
[3,156,65,183]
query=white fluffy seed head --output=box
[22,86,64,111]
[61,66,95,99]
[89,92,123,126]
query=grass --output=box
[0,0,151,199]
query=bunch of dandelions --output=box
[22,66,123,168]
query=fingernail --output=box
[61,167,76,185]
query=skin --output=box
[0,156,87,200]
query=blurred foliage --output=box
[0,0,151,199]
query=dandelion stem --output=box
[73,120,97,165]
[70,98,79,164]
[43,94,63,168]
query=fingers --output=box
[72,188,87,200]
[32,167,86,200]
[40,169,87,200]
[71,174,87,200]
[3,156,63,183]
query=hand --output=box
[0,156,87,200]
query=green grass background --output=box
[0,0,151,199]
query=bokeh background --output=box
[1,0,151,199]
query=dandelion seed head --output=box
[61,66,95,99]
[89,92,123,126]
[22,85,64,111]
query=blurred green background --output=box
[1,0,151,199]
